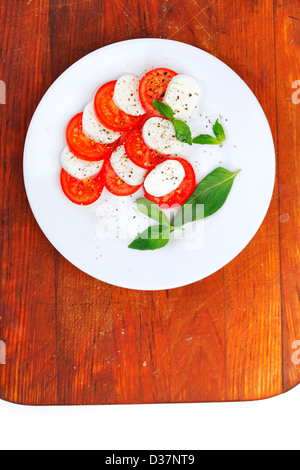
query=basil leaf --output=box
[213,119,226,143]
[173,119,192,145]
[174,167,241,227]
[129,225,170,251]
[152,100,174,120]
[193,119,226,145]
[192,135,220,145]
[136,198,170,227]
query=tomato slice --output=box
[66,113,114,162]
[139,68,177,117]
[60,169,104,205]
[124,126,167,169]
[94,81,145,133]
[143,158,196,208]
[103,157,143,197]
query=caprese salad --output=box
[59,67,240,250]
[60,68,201,208]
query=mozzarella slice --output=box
[113,75,145,116]
[61,147,103,180]
[163,74,201,119]
[110,146,147,186]
[82,102,121,144]
[144,160,186,198]
[143,117,185,155]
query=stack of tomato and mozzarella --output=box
[60,68,200,208]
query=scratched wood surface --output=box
[0,0,299,405]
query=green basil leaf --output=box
[152,100,174,120]
[129,225,170,251]
[213,119,226,143]
[174,167,241,227]
[136,198,170,227]
[173,119,192,145]
[192,134,220,145]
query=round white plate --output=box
[24,39,275,291]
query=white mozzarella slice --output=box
[61,147,103,180]
[163,74,201,119]
[110,145,147,186]
[113,75,145,116]
[144,160,186,197]
[142,117,185,155]
[82,102,121,144]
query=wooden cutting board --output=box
[0,0,299,405]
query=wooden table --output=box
[0,0,299,405]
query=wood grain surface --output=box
[0,0,299,405]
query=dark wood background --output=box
[0,0,299,405]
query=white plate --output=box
[24,39,275,291]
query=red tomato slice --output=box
[139,68,177,117]
[94,81,145,133]
[66,113,114,162]
[60,169,104,205]
[103,156,144,197]
[143,158,196,208]
[124,126,167,169]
